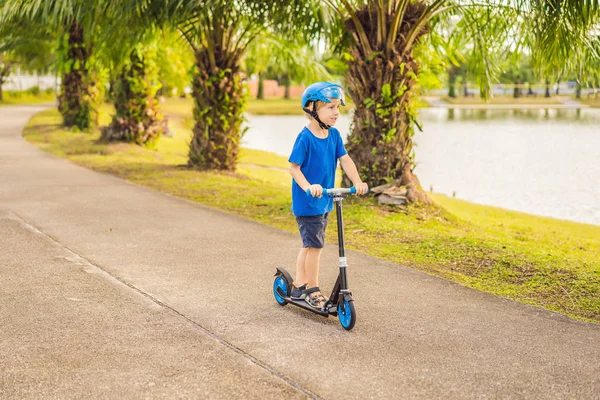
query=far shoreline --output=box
[422,96,595,109]
[424,103,590,109]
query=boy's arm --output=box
[339,155,368,194]
[289,162,323,197]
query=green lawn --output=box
[22,107,600,323]
[0,91,56,106]
[161,96,354,117]
[577,96,600,108]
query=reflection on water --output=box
[243,107,600,226]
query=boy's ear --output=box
[302,101,312,115]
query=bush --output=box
[6,90,23,98]
[26,86,41,96]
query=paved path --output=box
[1,105,600,399]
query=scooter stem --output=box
[335,197,349,291]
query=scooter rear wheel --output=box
[273,275,289,306]
[338,296,356,330]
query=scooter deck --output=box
[276,287,336,317]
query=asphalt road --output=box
[1,105,599,399]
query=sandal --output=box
[304,287,328,309]
[290,283,307,300]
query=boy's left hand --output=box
[354,182,369,195]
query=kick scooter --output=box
[273,187,363,330]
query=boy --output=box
[288,82,368,309]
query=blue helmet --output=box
[301,82,346,112]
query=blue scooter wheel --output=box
[273,275,289,306]
[338,296,356,330]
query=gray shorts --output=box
[296,213,329,248]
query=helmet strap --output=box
[311,102,330,130]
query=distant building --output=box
[246,79,305,98]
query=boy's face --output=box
[316,99,341,126]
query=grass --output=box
[247,97,306,115]
[161,96,354,117]
[0,91,56,106]
[577,96,600,108]
[443,95,563,105]
[22,106,600,324]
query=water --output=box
[242,108,600,226]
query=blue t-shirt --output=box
[288,126,347,216]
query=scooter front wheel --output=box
[338,296,356,330]
[273,275,289,306]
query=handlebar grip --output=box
[306,188,331,196]
[306,187,364,196]
[348,187,370,194]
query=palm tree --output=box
[0,19,56,101]
[429,16,469,99]
[244,33,331,100]
[101,39,165,147]
[0,0,113,130]
[98,1,170,147]
[150,0,322,170]
[316,1,600,203]
[97,3,196,147]
[274,40,333,99]
[154,29,195,98]
[573,34,600,99]
[0,30,15,101]
[245,37,272,100]
[0,55,13,101]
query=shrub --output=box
[27,86,41,96]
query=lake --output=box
[242,108,600,226]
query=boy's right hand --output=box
[306,184,323,198]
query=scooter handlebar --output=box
[305,187,369,197]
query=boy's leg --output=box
[294,247,308,287]
[294,213,328,305]
[304,247,323,288]
[304,247,327,308]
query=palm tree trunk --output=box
[257,72,264,100]
[513,79,522,98]
[188,47,247,170]
[106,78,116,102]
[101,48,164,146]
[448,67,457,98]
[342,2,431,203]
[58,22,101,130]
[282,73,291,99]
[545,79,551,97]
[0,63,11,101]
